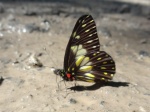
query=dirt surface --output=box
[0,1,150,112]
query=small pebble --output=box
[69,98,77,104]
[23,23,39,33]
[40,19,51,32]
[27,54,43,68]
[139,50,149,57]
[140,39,147,44]
[100,101,105,105]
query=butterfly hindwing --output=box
[76,51,115,82]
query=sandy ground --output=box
[0,1,150,112]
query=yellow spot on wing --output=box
[75,35,80,39]
[89,34,93,37]
[103,62,107,64]
[82,24,86,27]
[85,80,94,82]
[86,62,92,66]
[86,15,90,18]
[87,40,93,43]
[72,68,75,71]
[78,45,82,49]
[76,56,85,66]
[68,68,70,72]
[76,49,87,56]
[90,20,94,23]
[112,67,115,69]
[80,66,92,72]
[92,46,97,48]
[85,73,95,78]
[93,53,96,56]
[97,58,101,60]
[85,29,90,32]
[73,32,76,37]
[104,72,108,75]
[101,67,106,69]
[111,74,114,77]
[71,46,77,53]
[80,57,90,66]
[101,78,105,80]
[77,76,84,78]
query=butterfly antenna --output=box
[42,47,60,86]
[42,47,58,67]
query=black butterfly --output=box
[52,15,115,82]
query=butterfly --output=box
[51,15,116,82]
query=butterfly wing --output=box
[63,15,115,82]
[75,51,116,82]
[64,15,100,72]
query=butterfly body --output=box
[52,15,116,83]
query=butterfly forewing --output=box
[63,15,115,82]
[64,15,100,72]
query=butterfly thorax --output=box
[53,68,75,81]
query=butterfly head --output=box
[51,67,62,75]
[51,67,66,79]
[51,67,74,81]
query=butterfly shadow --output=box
[68,81,130,91]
